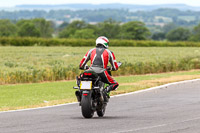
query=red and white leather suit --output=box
[79,45,119,91]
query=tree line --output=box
[1,18,200,41]
[0,18,150,40]
[0,18,53,38]
[152,22,200,41]
[1,9,200,26]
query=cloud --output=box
[1,0,200,7]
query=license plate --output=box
[80,81,92,90]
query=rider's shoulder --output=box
[105,49,113,53]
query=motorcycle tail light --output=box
[84,73,92,76]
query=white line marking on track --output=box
[0,102,78,114]
[116,116,200,133]
[111,78,200,98]
[0,79,200,114]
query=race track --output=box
[0,80,200,133]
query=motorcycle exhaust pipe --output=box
[75,91,81,102]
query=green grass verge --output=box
[0,70,200,111]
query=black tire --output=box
[97,106,106,117]
[81,95,94,118]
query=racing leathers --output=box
[79,45,119,92]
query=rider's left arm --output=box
[109,51,118,71]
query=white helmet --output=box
[96,36,109,48]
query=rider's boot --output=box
[103,89,109,103]
[106,85,113,94]
[103,85,115,102]
[105,85,113,98]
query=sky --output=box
[1,0,200,7]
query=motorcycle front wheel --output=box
[97,106,106,117]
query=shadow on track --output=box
[70,115,130,120]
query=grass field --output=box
[1,70,200,111]
[1,46,200,84]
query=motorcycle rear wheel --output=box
[81,95,94,118]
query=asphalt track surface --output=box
[0,80,200,133]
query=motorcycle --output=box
[73,62,122,118]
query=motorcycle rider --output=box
[79,36,119,94]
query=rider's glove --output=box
[106,66,111,71]
[84,65,89,69]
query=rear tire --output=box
[81,95,94,118]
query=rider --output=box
[79,36,119,94]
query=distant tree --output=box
[18,22,40,37]
[16,19,30,27]
[67,20,87,29]
[176,19,188,26]
[162,23,178,33]
[119,21,150,40]
[32,18,54,38]
[85,24,99,36]
[59,28,75,38]
[166,27,191,41]
[58,22,69,30]
[70,29,95,39]
[17,19,53,38]
[97,18,121,39]
[190,23,200,41]
[172,16,178,23]
[59,20,88,38]
[0,19,17,37]
[152,32,166,40]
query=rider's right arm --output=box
[79,48,94,69]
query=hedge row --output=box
[0,37,200,47]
